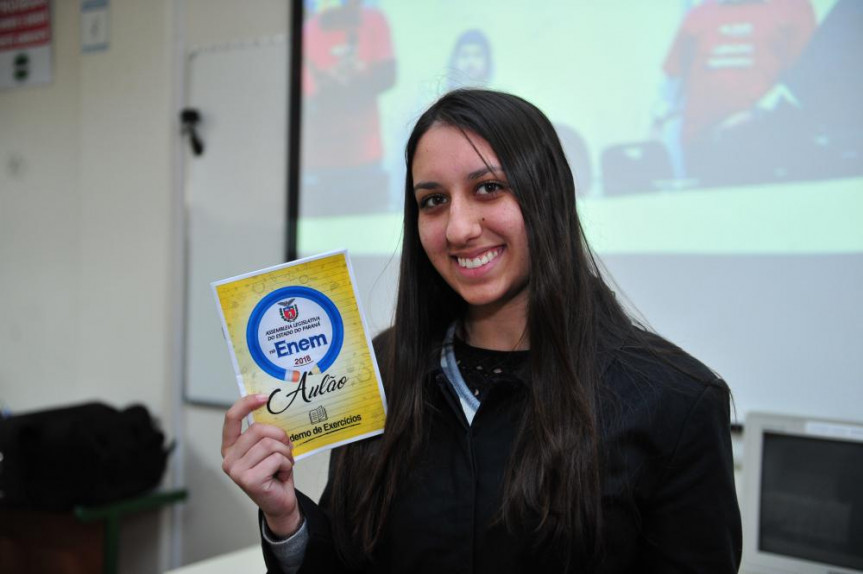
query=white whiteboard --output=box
[183,38,289,406]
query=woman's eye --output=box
[477,181,504,195]
[419,194,447,209]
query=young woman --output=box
[222,89,742,573]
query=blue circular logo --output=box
[246,286,344,380]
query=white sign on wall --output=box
[81,0,108,53]
[0,0,53,90]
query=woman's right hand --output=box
[221,394,303,537]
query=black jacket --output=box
[264,333,742,573]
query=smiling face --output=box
[412,123,530,319]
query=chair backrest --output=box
[601,141,672,196]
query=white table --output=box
[165,546,264,574]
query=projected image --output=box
[298,0,862,258]
[301,0,396,216]
[652,0,863,191]
[445,29,494,92]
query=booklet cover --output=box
[212,250,387,460]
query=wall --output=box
[0,0,329,571]
[2,1,173,572]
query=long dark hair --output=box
[328,89,641,566]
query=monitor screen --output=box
[759,432,863,570]
[743,413,863,574]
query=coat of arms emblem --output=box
[279,299,299,322]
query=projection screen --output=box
[295,0,863,423]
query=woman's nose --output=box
[445,196,482,245]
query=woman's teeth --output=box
[457,249,500,269]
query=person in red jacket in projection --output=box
[656,0,816,184]
[301,0,396,215]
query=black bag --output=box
[0,402,170,510]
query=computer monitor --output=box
[742,412,863,574]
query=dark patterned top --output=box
[452,336,530,401]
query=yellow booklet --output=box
[212,250,387,459]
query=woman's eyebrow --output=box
[467,166,503,180]
[413,180,440,193]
